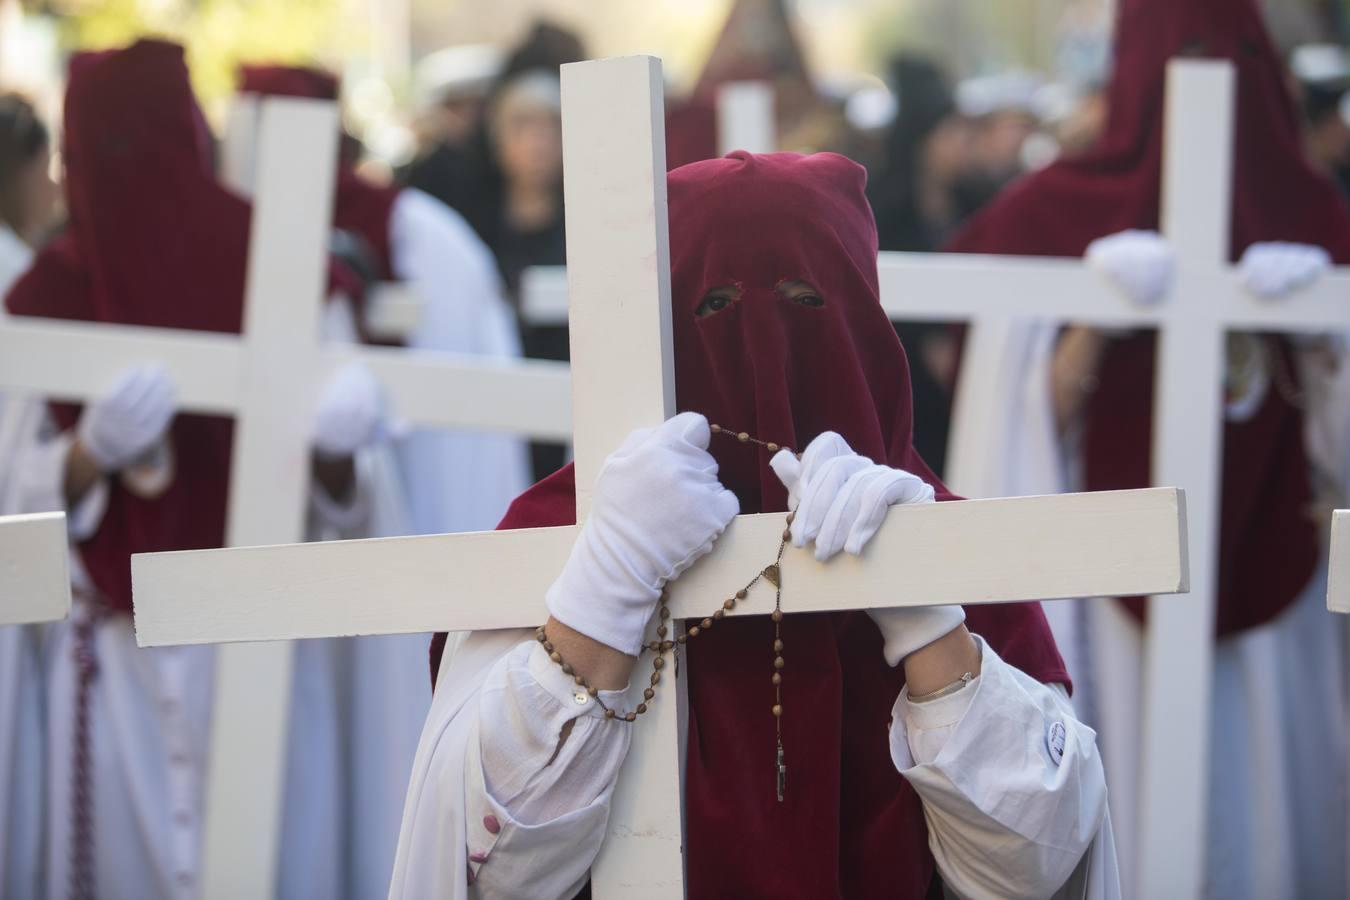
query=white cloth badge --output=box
[1047,721,1067,765]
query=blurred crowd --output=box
[379,10,1348,479]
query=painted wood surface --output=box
[134,486,1187,645]
[717,81,775,156]
[1329,511,1350,614]
[0,511,70,625]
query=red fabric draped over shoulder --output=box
[432,151,1068,898]
[944,0,1350,636]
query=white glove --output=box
[78,364,177,472]
[1086,229,1175,307]
[312,363,387,458]
[1240,241,1331,298]
[771,432,935,561]
[546,413,740,656]
[772,432,964,667]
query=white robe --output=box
[390,630,1120,899]
[967,321,1350,900]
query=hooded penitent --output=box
[945,0,1350,636]
[5,40,247,612]
[432,151,1069,898]
[6,41,357,612]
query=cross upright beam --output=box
[1328,510,1350,614]
[0,512,70,625]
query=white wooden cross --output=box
[0,511,70,625]
[132,55,1189,898]
[0,96,571,899]
[1328,511,1350,614]
[867,61,1350,900]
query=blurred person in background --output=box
[867,56,975,477]
[0,90,60,900]
[1290,43,1350,197]
[5,40,404,900]
[487,69,568,481]
[945,0,1350,894]
[397,45,503,243]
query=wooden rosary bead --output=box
[736,589,748,600]
[625,712,637,722]
[651,671,661,685]
[710,423,722,433]
[657,625,668,637]
[773,656,785,670]
[766,443,779,453]
[723,598,735,610]
[543,642,554,652]
[604,709,616,719]
[771,610,783,622]
[782,529,792,541]
[771,704,783,718]
[644,688,655,700]
[701,618,713,629]
[588,686,598,697]
[653,657,665,670]
[636,704,648,715]
[785,511,795,525]
[574,674,585,685]
[660,641,674,651]
[737,431,750,442]
[676,634,687,644]
[561,663,573,675]
[713,609,725,620]
[773,639,784,652]
[659,606,670,619]
[549,651,562,664]
[688,626,701,637]
[772,673,782,685]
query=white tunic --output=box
[390,630,1119,899]
[971,322,1350,900]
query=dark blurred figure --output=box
[402,20,583,257]
[1290,44,1350,198]
[868,57,977,477]
[403,20,584,482]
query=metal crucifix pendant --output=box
[776,739,786,802]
